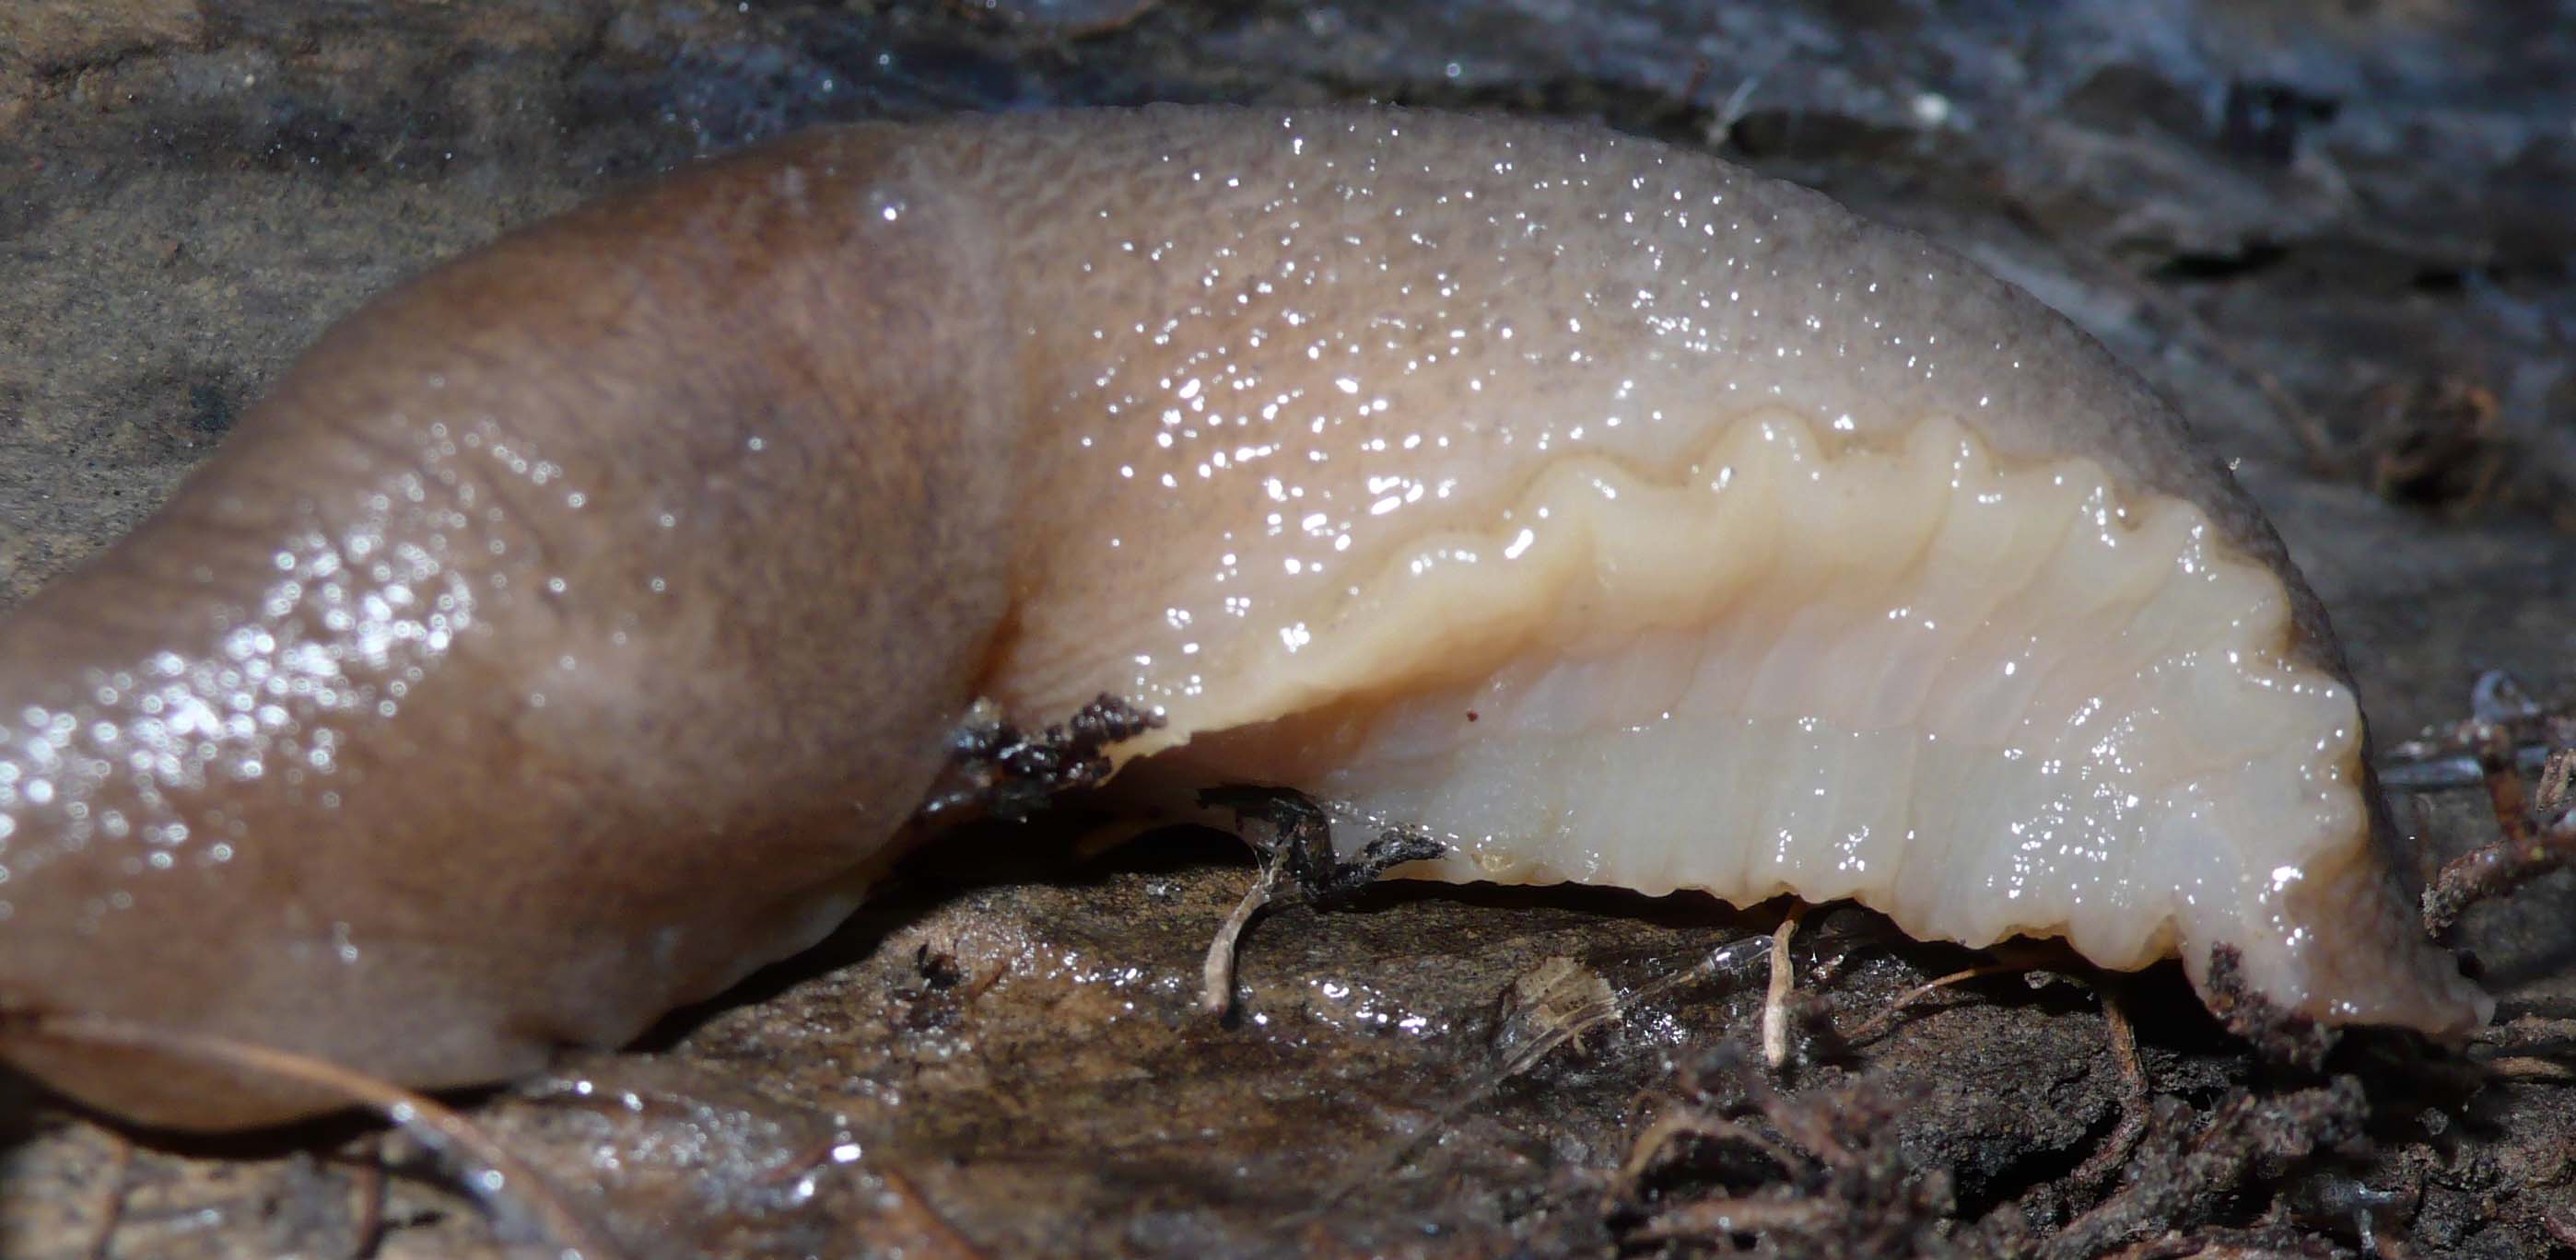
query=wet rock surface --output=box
[6,1,2576,1255]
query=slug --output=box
[0,105,2488,1132]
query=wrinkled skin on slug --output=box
[0,136,1022,1127]
[0,106,2485,1131]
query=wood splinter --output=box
[1192,786,1445,1017]
[1762,904,1804,1070]
[2421,716,2576,939]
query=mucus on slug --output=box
[0,103,2486,1135]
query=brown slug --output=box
[0,105,2488,1132]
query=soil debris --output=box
[1192,784,1446,1015]
[919,694,1165,823]
[2034,1080,2370,1260]
[1612,1041,1961,1259]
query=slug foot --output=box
[2199,946,2338,1071]
[1191,784,1446,1017]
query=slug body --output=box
[0,107,2485,1129]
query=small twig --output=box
[81,1129,133,1260]
[872,1166,988,1260]
[2423,725,2576,936]
[1200,861,1282,1016]
[1762,904,1804,1069]
[1618,1109,1806,1188]
[2481,1056,2576,1083]
[340,1134,387,1260]
[18,1015,621,1260]
[1844,961,2038,1043]
[2072,986,2151,1189]
[1193,785,1444,1017]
